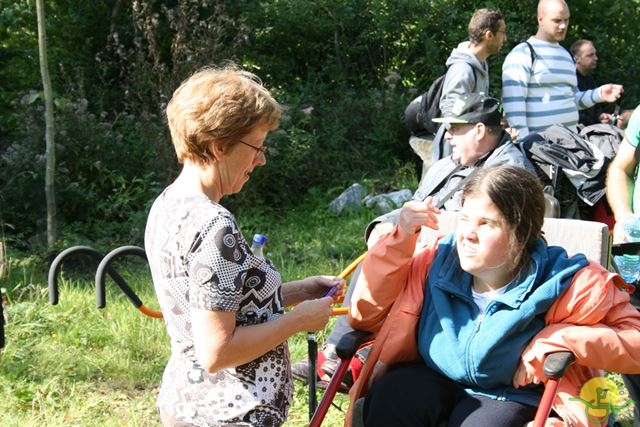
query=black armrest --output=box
[335,330,374,359]
[543,351,575,380]
[611,242,640,257]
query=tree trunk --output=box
[0,235,7,279]
[36,0,57,246]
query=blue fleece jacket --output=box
[417,233,589,406]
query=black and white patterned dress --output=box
[145,187,292,426]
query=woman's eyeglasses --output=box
[238,139,266,155]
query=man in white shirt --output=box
[501,0,622,140]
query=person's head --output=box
[571,39,598,75]
[457,166,545,286]
[433,94,504,166]
[166,65,281,166]
[617,109,633,130]
[468,8,506,54]
[536,0,570,43]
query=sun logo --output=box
[569,377,634,424]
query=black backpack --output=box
[404,66,477,136]
[403,75,446,136]
[417,74,447,135]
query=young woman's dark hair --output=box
[462,165,545,271]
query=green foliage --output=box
[0,201,377,426]
[0,94,173,246]
[226,82,415,212]
[0,0,39,144]
[1,0,640,248]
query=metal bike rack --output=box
[95,245,162,318]
[48,244,162,318]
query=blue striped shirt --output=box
[501,37,603,139]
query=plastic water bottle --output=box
[250,234,267,259]
[615,217,640,284]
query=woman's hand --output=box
[289,297,334,332]
[192,296,334,371]
[302,275,346,301]
[398,197,441,235]
[282,275,346,306]
[512,361,541,389]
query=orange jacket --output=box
[521,264,640,426]
[346,225,640,427]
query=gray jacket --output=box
[366,132,534,240]
[440,42,491,116]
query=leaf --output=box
[24,92,41,105]
[54,98,67,110]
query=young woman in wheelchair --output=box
[348,165,640,426]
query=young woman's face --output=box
[456,193,515,286]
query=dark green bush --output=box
[0,93,173,245]
[1,0,639,249]
[225,81,414,212]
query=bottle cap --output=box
[253,234,267,246]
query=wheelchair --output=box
[308,212,637,427]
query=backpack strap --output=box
[434,167,479,209]
[524,40,570,67]
[525,40,537,66]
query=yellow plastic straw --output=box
[330,251,367,316]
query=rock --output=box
[409,135,434,178]
[328,183,366,215]
[364,189,413,215]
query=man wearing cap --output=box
[368,94,534,239]
[291,94,534,389]
[410,8,507,170]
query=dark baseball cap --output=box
[432,93,503,126]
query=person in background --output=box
[501,0,622,140]
[440,9,506,117]
[406,8,507,176]
[292,94,534,390]
[375,94,535,231]
[433,8,507,161]
[350,165,640,426]
[617,109,634,131]
[144,65,345,426]
[605,103,640,425]
[570,39,615,127]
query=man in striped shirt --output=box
[501,0,622,140]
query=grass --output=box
[0,199,374,427]
[0,192,636,426]
[0,279,353,427]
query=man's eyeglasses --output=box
[445,123,475,132]
[238,139,266,155]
